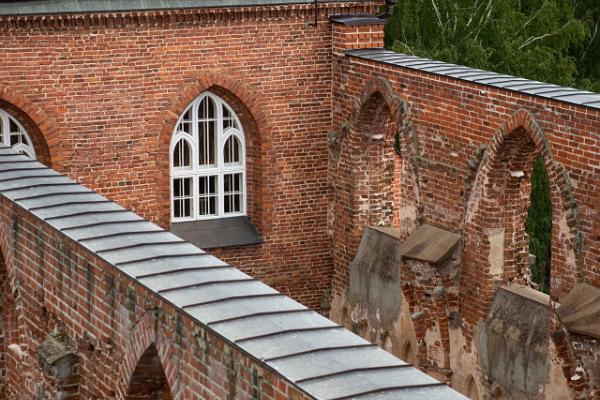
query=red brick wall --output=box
[0,2,378,309]
[329,44,599,397]
[331,53,599,308]
[0,196,315,399]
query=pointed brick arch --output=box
[0,85,56,168]
[462,110,582,325]
[119,312,179,400]
[154,73,272,231]
[330,77,420,298]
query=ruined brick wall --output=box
[0,194,316,399]
[329,34,599,399]
[0,2,378,309]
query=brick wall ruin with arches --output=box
[0,1,598,399]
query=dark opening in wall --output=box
[126,344,172,400]
[525,156,552,293]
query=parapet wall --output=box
[329,46,600,399]
[0,148,465,399]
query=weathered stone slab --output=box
[558,282,600,340]
[397,224,461,264]
[348,226,403,327]
[478,285,550,395]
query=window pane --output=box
[173,139,191,168]
[178,108,193,134]
[173,177,193,218]
[198,120,216,166]
[223,136,241,165]
[198,175,218,216]
[223,173,242,214]
[199,96,216,120]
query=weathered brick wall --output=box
[329,29,599,399]
[0,2,378,309]
[331,51,599,308]
[0,195,315,399]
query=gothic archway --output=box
[462,110,581,322]
[125,343,172,400]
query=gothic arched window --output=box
[170,92,246,221]
[0,109,36,159]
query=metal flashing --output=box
[346,48,600,110]
[0,149,467,400]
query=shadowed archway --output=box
[125,343,172,400]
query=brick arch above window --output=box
[0,86,56,168]
[155,74,270,245]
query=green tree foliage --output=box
[525,157,552,293]
[384,0,599,89]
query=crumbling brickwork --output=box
[329,23,599,399]
[0,2,599,399]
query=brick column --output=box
[330,14,386,55]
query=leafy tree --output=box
[525,157,552,293]
[384,0,595,88]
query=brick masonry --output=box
[0,2,599,399]
[0,192,319,399]
[0,2,379,310]
[329,25,599,399]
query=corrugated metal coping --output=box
[0,0,364,16]
[346,48,600,110]
[0,147,467,400]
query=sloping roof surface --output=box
[346,48,600,110]
[0,0,359,15]
[0,148,467,400]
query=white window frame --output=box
[0,109,36,159]
[170,92,246,222]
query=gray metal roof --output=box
[0,0,361,15]
[0,147,467,400]
[346,48,600,110]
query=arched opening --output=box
[464,126,557,291]
[332,91,400,278]
[525,156,552,293]
[0,100,51,166]
[126,344,172,400]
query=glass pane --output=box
[9,119,18,132]
[198,120,216,166]
[223,136,241,165]
[223,173,242,214]
[173,139,191,168]
[173,177,193,218]
[198,176,217,216]
[208,120,215,165]
[207,97,215,119]
[178,108,193,134]
[199,98,207,120]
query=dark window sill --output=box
[171,216,262,249]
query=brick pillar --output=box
[330,14,386,55]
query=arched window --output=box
[170,92,245,221]
[0,109,36,159]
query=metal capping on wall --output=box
[0,148,467,400]
[346,48,600,110]
[0,0,360,16]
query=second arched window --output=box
[170,92,245,221]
